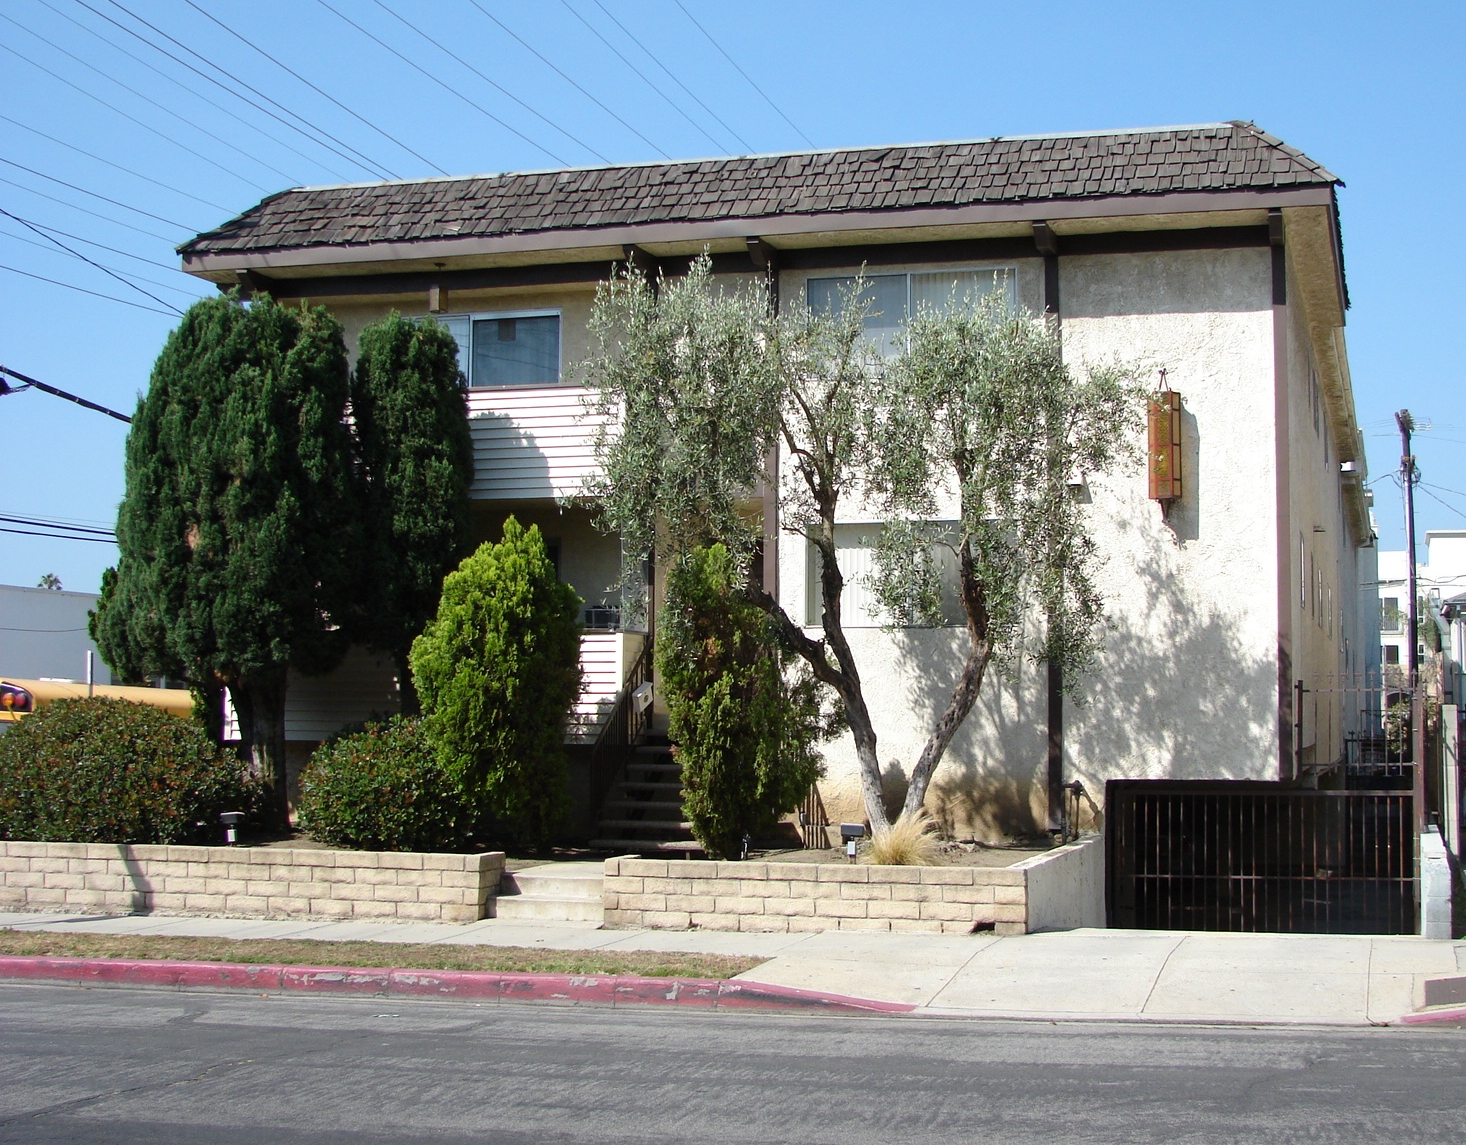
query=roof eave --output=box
[180,184,1337,278]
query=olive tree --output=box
[585,256,1141,831]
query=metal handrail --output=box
[589,635,655,814]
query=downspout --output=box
[1034,221,1065,834]
[1270,208,1295,779]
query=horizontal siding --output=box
[467,385,612,501]
[568,632,630,744]
[285,649,400,742]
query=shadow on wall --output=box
[882,510,1276,839]
[1067,516,1278,796]
[887,627,1047,841]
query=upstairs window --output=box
[806,268,1017,357]
[434,311,561,388]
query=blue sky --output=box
[1,0,1462,594]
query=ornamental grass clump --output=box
[0,697,256,845]
[865,811,942,866]
[296,717,471,852]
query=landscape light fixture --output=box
[219,811,246,845]
[840,823,865,863]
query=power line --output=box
[467,0,668,158]
[584,0,751,152]
[0,157,190,230]
[179,0,448,177]
[0,514,116,539]
[0,262,176,317]
[315,0,569,166]
[0,174,177,244]
[0,364,133,422]
[8,216,188,274]
[0,37,271,194]
[35,0,314,186]
[0,526,118,544]
[0,221,202,299]
[85,0,392,181]
[370,0,610,163]
[0,207,185,313]
[557,0,725,153]
[1417,484,1466,526]
[0,113,230,213]
[670,0,812,147]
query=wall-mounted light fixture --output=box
[1148,368,1183,518]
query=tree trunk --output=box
[901,640,993,819]
[237,668,290,827]
[395,651,420,718]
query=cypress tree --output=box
[349,312,474,714]
[96,293,358,823]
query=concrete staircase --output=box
[588,741,703,855]
[491,862,604,923]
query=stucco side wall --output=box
[1060,248,1280,793]
[785,248,1282,838]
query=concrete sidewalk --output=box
[3,910,1463,1026]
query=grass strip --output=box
[0,928,761,980]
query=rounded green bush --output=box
[0,697,257,845]
[296,717,472,852]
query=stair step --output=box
[500,865,605,899]
[609,781,683,793]
[591,838,703,854]
[493,895,603,923]
[596,819,694,831]
[602,800,684,812]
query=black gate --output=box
[1107,781,1416,934]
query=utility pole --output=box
[1397,409,1428,830]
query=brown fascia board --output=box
[180,185,1336,281]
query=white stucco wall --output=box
[783,247,1286,838]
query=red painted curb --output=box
[1400,1006,1466,1025]
[0,955,913,1015]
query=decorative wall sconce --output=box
[1148,369,1183,518]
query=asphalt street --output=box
[1,984,1464,1144]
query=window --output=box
[805,523,961,628]
[1381,596,1400,633]
[806,268,1017,357]
[434,311,561,388]
[1384,644,1400,666]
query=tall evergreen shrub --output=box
[349,313,474,714]
[93,293,358,822]
[659,545,828,859]
[409,517,582,845]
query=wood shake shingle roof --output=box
[181,122,1338,257]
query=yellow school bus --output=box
[0,678,194,725]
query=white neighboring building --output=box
[0,584,105,683]
[1378,529,1466,706]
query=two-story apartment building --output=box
[178,121,1373,848]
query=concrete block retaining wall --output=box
[0,841,504,924]
[603,838,1104,936]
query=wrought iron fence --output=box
[1107,780,1416,934]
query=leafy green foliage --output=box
[584,257,1142,830]
[871,294,1141,679]
[409,517,583,846]
[349,313,474,712]
[583,257,792,594]
[296,717,471,852]
[659,546,828,859]
[94,292,360,820]
[0,698,257,844]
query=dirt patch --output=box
[755,844,1050,868]
[0,928,759,980]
